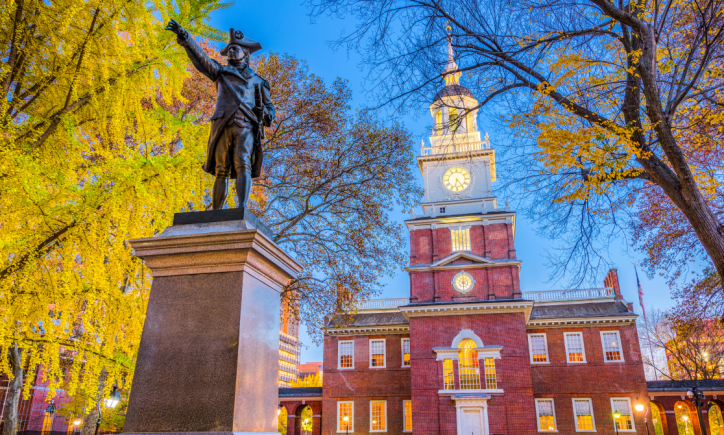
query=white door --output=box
[461,409,483,435]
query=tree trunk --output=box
[3,344,23,435]
[80,403,99,435]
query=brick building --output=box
[282,36,653,435]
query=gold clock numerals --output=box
[443,167,471,192]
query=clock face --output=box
[453,272,474,293]
[443,167,471,192]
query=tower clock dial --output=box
[443,167,471,192]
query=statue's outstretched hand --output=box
[165,20,185,36]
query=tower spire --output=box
[442,26,461,85]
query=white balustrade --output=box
[358,298,410,310]
[521,287,614,302]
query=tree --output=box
[0,0,228,432]
[290,372,323,388]
[639,309,724,380]
[307,0,724,289]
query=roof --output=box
[647,380,724,391]
[278,387,323,397]
[327,312,409,328]
[433,84,474,102]
[530,301,634,319]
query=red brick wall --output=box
[529,324,649,434]
[408,312,538,435]
[322,335,412,435]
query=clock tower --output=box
[406,34,521,303]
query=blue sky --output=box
[206,0,678,364]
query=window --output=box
[401,338,410,367]
[528,334,549,363]
[535,399,557,432]
[403,400,412,432]
[370,401,387,432]
[370,339,386,368]
[337,401,353,433]
[565,332,586,363]
[449,108,459,130]
[611,398,634,431]
[439,207,446,213]
[601,331,624,362]
[458,339,480,389]
[339,340,354,369]
[443,359,455,390]
[41,409,54,435]
[466,113,475,132]
[451,227,471,252]
[573,399,596,431]
[483,358,497,389]
[436,111,443,135]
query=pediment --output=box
[430,252,496,268]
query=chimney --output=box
[603,268,623,301]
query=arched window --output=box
[675,401,694,435]
[710,402,724,435]
[466,113,474,133]
[458,338,480,389]
[435,111,443,135]
[300,406,313,435]
[651,403,665,435]
[449,108,459,131]
[278,406,288,435]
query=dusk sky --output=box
[207,0,679,364]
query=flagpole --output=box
[634,262,659,381]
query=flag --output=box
[634,264,647,323]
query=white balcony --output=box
[358,298,410,310]
[521,287,614,302]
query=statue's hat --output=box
[221,28,262,56]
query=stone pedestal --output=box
[123,216,301,435]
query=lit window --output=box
[458,339,480,390]
[611,398,634,431]
[337,401,353,432]
[403,400,412,432]
[565,332,586,363]
[443,359,455,390]
[370,339,386,368]
[528,334,549,363]
[436,111,443,135]
[370,401,387,432]
[573,399,596,431]
[339,340,354,369]
[484,358,497,389]
[535,399,557,432]
[449,108,459,130]
[601,331,624,362]
[451,227,471,252]
[466,113,475,132]
[402,338,410,367]
[42,411,54,435]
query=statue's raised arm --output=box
[164,22,275,212]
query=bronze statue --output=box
[166,21,275,210]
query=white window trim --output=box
[338,340,354,369]
[535,398,558,432]
[369,339,386,369]
[337,401,354,433]
[401,338,411,368]
[572,398,597,432]
[610,397,636,432]
[564,332,587,364]
[528,333,550,364]
[403,400,412,432]
[369,400,387,432]
[450,226,472,252]
[600,331,625,363]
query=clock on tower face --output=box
[443,167,471,192]
[452,271,475,294]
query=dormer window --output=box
[451,227,470,251]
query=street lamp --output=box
[613,411,621,435]
[94,386,121,435]
[342,414,349,435]
[635,404,651,435]
[688,386,709,435]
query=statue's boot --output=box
[212,176,228,210]
[236,170,252,210]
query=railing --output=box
[521,287,615,302]
[421,141,488,156]
[358,298,410,310]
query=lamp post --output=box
[688,386,709,435]
[635,404,651,435]
[343,414,349,435]
[613,411,621,435]
[94,386,121,435]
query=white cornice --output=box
[324,324,409,336]
[433,346,502,361]
[526,315,638,328]
[405,259,522,272]
[405,212,515,229]
[399,300,533,322]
